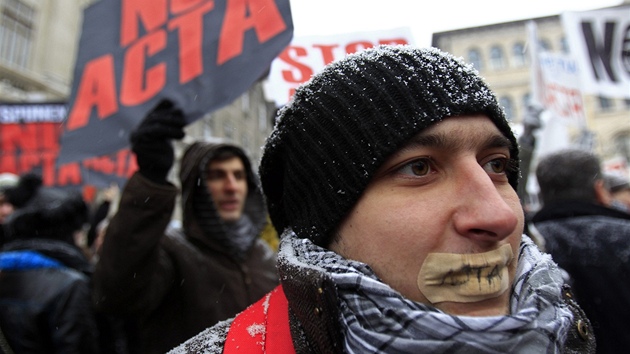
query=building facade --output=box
[432,4,630,168]
[0,0,88,101]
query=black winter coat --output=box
[532,201,630,354]
[0,239,97,353]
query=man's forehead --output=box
[207,156,246,171]
[398,116,511,154]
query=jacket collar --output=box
[277,238,345,354]
[532,200,630,223]
[1,238,92,274]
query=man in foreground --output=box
[171,45,594,353]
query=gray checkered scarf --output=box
[281,233,573,353]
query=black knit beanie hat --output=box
[4,173,88,242]
[259,45,519,247]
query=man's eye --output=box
[206,171,222,180]
[399,158,432,176]
[484,158,507,174]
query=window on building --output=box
[522,93,531,111]
[559,37,569,54]
[258,104,268,133]
[598,96,614,111]
[512,42,526,67]
[0,0,34,68]
[489,45,505,70]
[467,48,483,71]
[203,116,214,140]
[241,133,251,153]
[539,39,552,52]
[499,96,514,121]
[223,121,234,139]
[624,98,630,110]
[614,132,630,162]
[241,91,250,117]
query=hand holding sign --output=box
[130,99,185,185]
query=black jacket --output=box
[0,239,97,353]
[532,200,630,354]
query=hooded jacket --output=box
[532,200,630,354]
[93,140,278,354]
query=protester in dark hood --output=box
[92,100,278,354]
[0,173,97,353]
[532,148,630,354]
[171,45,594,353]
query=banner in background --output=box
[0,103,133,189]
[538,52,586,126]
[263,27,414,107]
[58,0,293,166]
[562,6,630,98]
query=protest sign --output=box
[58,0,293,166]
[263,27,414,107]
[562,6,630,98]
[0,102,134,189]
[538,52,586,126]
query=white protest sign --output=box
[538,52,586,126]
[263,27,415,107]
[562,6,630,98]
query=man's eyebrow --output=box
[398,130,513,154]
[479,134,513,151]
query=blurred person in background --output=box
[86,183,120,263]
[0,173,97,353]
[604,172,630,213]
[532,148,630,354]
[0,173,18,247]
[92,100,278,354]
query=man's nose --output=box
[224,174,239,191]
[451,162,519,242]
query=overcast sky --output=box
[288,0,623,46]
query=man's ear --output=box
[594,179,612,206]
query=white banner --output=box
[562,6,630,98]
[538,52,586,126]
[263,27,415,107]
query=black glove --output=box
[130,99,186,184]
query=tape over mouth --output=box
[417,244,514,304]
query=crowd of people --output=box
[1,44,629,353]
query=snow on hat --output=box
[259,45,519,246]
[4,173,88,242]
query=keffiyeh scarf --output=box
[193,185,257,260]
[281,233,573,353]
